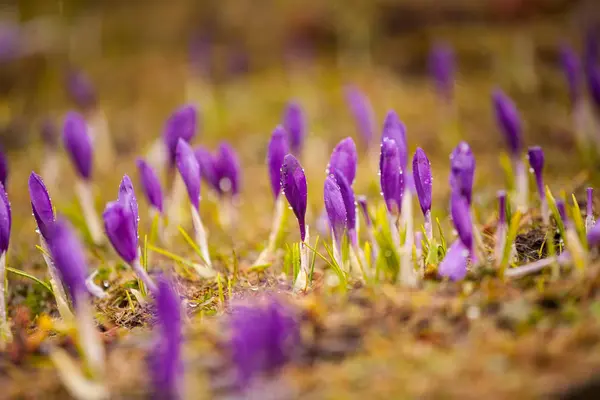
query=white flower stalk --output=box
[399,191,418,287]
[191,205,212,268]
[0,252,11,345]
[75,180,104,245]
[87,110,115,175]
[253,195,286,266]
[39,238,73,322]
[293,226,311,292]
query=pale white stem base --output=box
[495,224,507,267]
[253,195,285,266]
[399,192,417,287]
[76,181,104,245]
[514,159,528,213]
[505,257,556,279]
[85,273,107,299]
[0,252,11,345]
[218,197,238,230]
[586,214,596,234]
[191,206,212,268]
[40,237,74,321]
[293,226,310,292]
[388,213,400,250]
[541,197,550,227]
[166,174,187,236]
[331,233,344,272]
[49,348,109,400]
[42,150,60,190]
[130,257,157,294]
[87,110,115,175]
[350,243,368,280]
[146,138,168,173]
[75,293,105,379]
[424,210,432,242]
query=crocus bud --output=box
[46,218,88,302]
[164,105,198,166]
[119,174,138,230]
[267,126,289,199]
[381,111,408,170]
[136,158,164,213]
[438,240,469,281]
[588,222,600,247]
[281,154,308,242]
[492,89,522,157]
[0,149,7,188]
[103,200,137,264]
[333,171,357,246]
[345,86,375,146]
[215,142,241,196]
[41,118,59,148]
[63,111,93,180]
[194,145,219,191]
[283,101,305,156]
[451,191,473,253]
[176,139,201,210]
[150,276,182,400]
[560,44,581,106]
[429,42,455,102]
[65,68,97,110]
[449,142,475,205]
[412,147,432,217]
[357,195,371,227]
[0,183,9,254]
[328,137,358,185]
[324,175,347,245]
[29,172,54,240]
[557,200,569,227]
[527,146,545,199]
[380,138,404,215]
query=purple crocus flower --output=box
[333,171,357,246]
[449,141,475,205]
[344,86,375,146]
[560,44,581,106]
[46,218,88,302]
[439,192,473,281]
[492,89,523,157]
[281,154,308,242]
[41,118,59,148]
[0,149,8,188]
[588,221,600,247]
[103,200,137,264]
[0,22,20,61]
[176,139,201,210]
[438,240,469,281]
[164,105,198,166]
[229,298,299,388]
[0,184,9,254]
[149,276,182,400]
[328,137,358,185]
[282,102,305,157]
[412,148,432,217]
[194,145,219,190]
[429,42,455,102]
[381,111,408,170]
[215,142,241,196]
[324,175,347,245]
[527,146,545,200]
[28,172,54,241]
[65,68,97,110]
[267,126,289,199]
[556,200,568,227]
[380,138,404,215]
[450,191,473,253]
[136,158,164,213]
[63,111,93,180]
[119,174,138,230]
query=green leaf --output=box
[499,152,514,192]
[546,187,565,241]
[7,267,53,294]
[571,193,588,249]
[500,211,522,277]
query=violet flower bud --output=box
[449,141,475,205]
[194,145,219,191]
[380,138,404,215]
[588,222,600,247]
[65,68,97,110]
[103,200,137,264]
[451,191,473,253]
[357,195,371,227]
[412,147,432,216]
[0,183,9,254]
[164,105,198,166]
[267,126,289,199]
[149,276,183,400]
[438,240,469,281]
[345,86,375,146]
[324,175,347,245]
[281,154,308,242]
[429,42,455,102]
[333,171,357,245]
[0,149,8,188]
[29,172,54,241]
[282,102,305,157]
[381,110,408,170]
[560,44,581,106]
[136,158,164,213]
[63,111,93,180]
[215,142,241,196]
[176,139,201,210]
[41,118,59,148]
[118,174,138,231]
[46,218,88,302]
[328,137,358,185]
[492,89,523,157]
[527,146,545,199]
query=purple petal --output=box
[438,240,469,281]
[164,105,199,166]
[281,154,308,242]
[381,110,408,170]
[282,102,305,157]
[588,222,600,247]
[136,159,164,213]
[215,142,241,196]
[449,141,475,206]
[41,118,59,148]
[176,139,201,210]
[103,200,138,263]
[380,138,404,215]
[324,175,347,244]
[527,146,545,199]
[194,145,219,192]
[557,200,569,227]
[65,68,97,110]
[492,89,522,156]
[118,174,138,234]
[29,172,54,241]
[451,191,473,251]
[429,42,455,102]
[328,137,358,185]
[412,147,432,216]
[63,111,93,180]
[267,126,289,199]
[345,86,375,145]
[0,183,10,253]
[332,171,357,245]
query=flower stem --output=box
[253,195,286,266]
[424,210,433,242]
[75,292,105,379]
[76,180,104,245]
[294,226,310,292]
[130,258,157,294]
[191,206,212,268]
[0,252,11,345]
[399,192,417,287]
[514,158,528,213]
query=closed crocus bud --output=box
[46,218,88,302]
[588,221,600,247]
[65,68,97,110]
[324,175,347,245]
[136,158,164,213]
[328,137,358,185]
[381,111,408,170]
[63,111,93,180]
[0,184,9,254]
[451,191,473,253]
[345,86,375,146]
[412,148,432,217]
[449,142,475,205]
[438,240,469,281]
[118,175,138,231]
[429,42,455,102]
[103,200,137,264]
[492,89,522,157]
[560,44,581,106]
[333,171,357,246]
[176,139,201,210]
[164,105,198,166]
[281,154,308,242]
[267,126,289,199]
[194,145,219,191]
[380,138,404,215]
[215,142,241,196]
[527,146,545,199]
[28,172,54,240]
[283,102,305,157]
[150,276,183,400]
[0,149,7,188]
